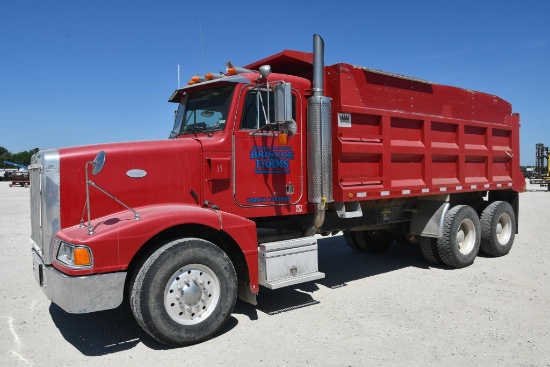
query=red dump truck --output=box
[29,35,523,346]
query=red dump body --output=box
[247,51,523,202]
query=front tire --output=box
[437,205,481,268]
[131,238,237,347]
[480,201,516,257]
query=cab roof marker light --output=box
[191,75,206,83]
[226,61,254,76]
[205,72,225,80]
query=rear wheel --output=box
[419,237,443,264]
[480,201,516,257]
[437,205,481,268]
[361,230,393,253]
[131,237,237,347]
[343,231,360,250]
[343,230,393,253]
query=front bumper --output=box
[32,250,126,313]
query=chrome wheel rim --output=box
[496,213,512,246]
[456,219,476,255]
[164,264,220,325]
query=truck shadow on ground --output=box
[49,300,240,354]
[50,235,439,355]
[49,303,159,354]
[239,235,441,318]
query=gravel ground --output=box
[1,180,549,366]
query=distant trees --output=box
[0,146,36,168]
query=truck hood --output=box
[58,139,202,228]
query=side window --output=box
[240,89,296,130]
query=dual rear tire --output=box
[419,201,515,268]
[480,201,515,257]
[343,230,393,253]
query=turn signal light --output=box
[278,133,288,145]
[74,248,92,266]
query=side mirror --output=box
[92,151,106,175]
[274,83,292,123]
[274,83,296,137]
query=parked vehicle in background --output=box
[8,171,30,187]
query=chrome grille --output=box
[29,149,60,264]
[29,156,42,253]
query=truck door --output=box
[233,85,303,209]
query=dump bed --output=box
[326,62,522,202]
[246,50,523,202]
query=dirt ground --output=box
[1,180,549,366]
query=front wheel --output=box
[131,238,237,347]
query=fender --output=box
[53,204,259,291]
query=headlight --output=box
[56,241,93,268]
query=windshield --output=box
[170,85,235,137]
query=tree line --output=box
[0,146,36,168]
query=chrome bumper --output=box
[32,250,126,313]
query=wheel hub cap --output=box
[164,264,220,325]
[457,219,475,255]
[496,213,512,245]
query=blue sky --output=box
[1,0,548,166]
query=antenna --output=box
[178,64,180,89]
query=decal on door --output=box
[250,145,294,174]
[246,195,291,204]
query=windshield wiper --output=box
[180,124,218,136]
[185,126,208,132]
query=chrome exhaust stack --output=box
[304,34,333,236]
